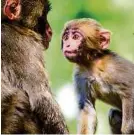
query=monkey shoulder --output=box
[2,23,42,46]
[107,54,134,88]
[91,54,134,101]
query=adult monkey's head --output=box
[2,0,53,49]
[61,18,111,65]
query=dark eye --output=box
[73,34,79,40]
[63,34,69,41]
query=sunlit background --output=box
[46,0,134,133]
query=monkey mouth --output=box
[64,50,77,58]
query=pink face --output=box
[62,29,84,60]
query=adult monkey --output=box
[1,0,69,134]
[61,18,134,134]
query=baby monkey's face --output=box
[62,28,84,62]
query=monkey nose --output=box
[47,27,53,42]
[66,44,70,47]
[46,24,53,42]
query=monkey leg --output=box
[121,97,134,134]
[108,108,122,134]
[78,102,97,134]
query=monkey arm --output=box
[75,75,97,134]
[77,102,97,134]
[26,88,69,134]
[34,94,69,134]
[121,96,134,134]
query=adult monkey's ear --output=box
[99,28,112,49]
[3,0,21,20]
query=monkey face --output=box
[62,29,84,62]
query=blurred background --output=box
[46,0,134,133]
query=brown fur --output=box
[1,0,69,134]
[62,18,134,134]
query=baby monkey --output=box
[61,18,134,134]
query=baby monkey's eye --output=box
[73,34,80,40]
[63,34,69,41]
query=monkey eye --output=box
[73,34,80,40]
[63,34,69,41]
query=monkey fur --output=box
[61,18,134,134]
[1,0,69,133]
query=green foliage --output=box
[46,0,134,133]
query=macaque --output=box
[1,0,69,133]
[61,18,134,134]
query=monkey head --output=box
[61,18,111,64]
[2,0,52,49]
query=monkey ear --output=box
[3,0,21,20]
[99,29,111,49]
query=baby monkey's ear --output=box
[99,28,112,49]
